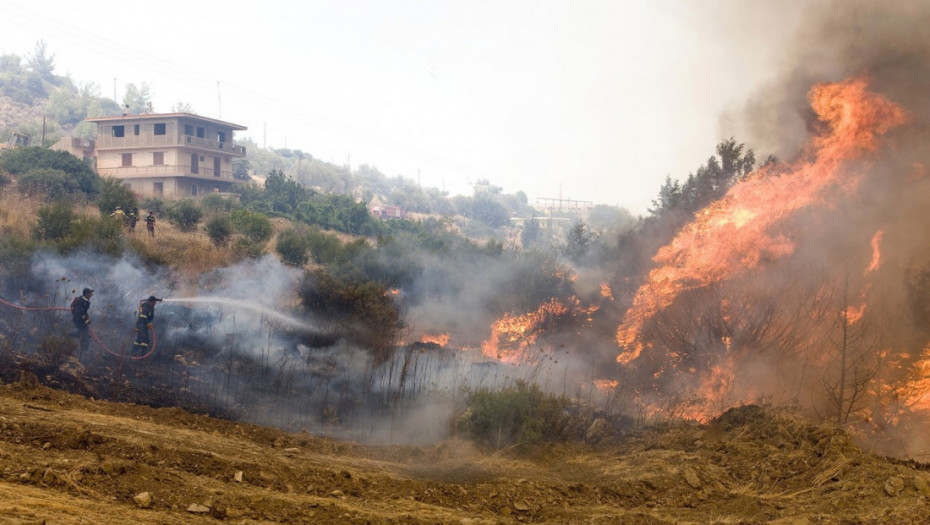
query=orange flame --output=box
[420,333,450,346]
[482,298,568,363]
[600,283,614,301]
[865,230,883,275]
[593,379,618,393]
[616,78,906,364]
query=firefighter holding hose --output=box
[70,287,93,357]
[133,296,162,353]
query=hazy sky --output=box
[0,1,809,215]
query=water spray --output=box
[164,296,319,333]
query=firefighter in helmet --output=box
[70,287,93,356]
[133,295,162,353]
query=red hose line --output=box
[0,295,158,360]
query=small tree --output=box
[165,199,203,232]
[276,227,310,266]
[204,214,233,246]
[456,382,569,450]
[16,168,81,200]
[96,177,138,215]
[231,208,273,243]
[33,200,75,241]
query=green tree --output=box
[470,194,510,228]
[96,177,138,215]
[204,214,233,246]
[123,82,153,114]
[165,199,203,232]
[16,168,82,200]
[0,147,99,197]
[26,40,56,84]
[521,217,542,250]
[231,208,273,243]
[33,200,75,241]
[276,227,311,266]
[563,221,593,262]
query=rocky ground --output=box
[0,375,928,524]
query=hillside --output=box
[0,380,928,524]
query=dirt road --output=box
[1,378,929,524]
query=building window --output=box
[214,157,221,177]
[191,184,198,197]
[153,152,164,165]
[112,126,125,137]
[154,123,166,135]
[154,182,163,195]
[196,127,205,138]
[121,153,132,167]
[217,131,226,143]
[184,124,193,136]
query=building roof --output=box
[85,112,247,131]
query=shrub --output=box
[456,382,568,450]
[201,193,237,213]
[204,214,233,246]
[276,227,310,266]
[95,177,138,215]
[0,147,99,197]
[0,171,9,186]
[16,168,82,200]
[60,215,125,256]
[141,198,166,216]
[165,199,203,232]
[306,227,344,265]
[231,208,273,243]
[231,237,264,258]
[33,200,75,241]
[298,269,403,360]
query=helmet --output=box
[83,288,94,295]
[147,296,162,302]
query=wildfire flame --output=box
[419,333,450,346]
[865,230,883,275]
[481,298,568,363]
[616,78,906,364]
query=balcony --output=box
[95,134,246,156]
[98,164,235,181]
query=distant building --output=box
[54,112,247,200]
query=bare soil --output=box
[0,378,927,525]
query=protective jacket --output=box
[133,300,157,350]
[71,296,91,325]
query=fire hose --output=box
[0,295,158,360]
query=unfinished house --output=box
[78,113,247,199]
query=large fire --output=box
[616,78,907,365]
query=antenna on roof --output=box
[217,81,222,118]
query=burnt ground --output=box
[0,375,928,524]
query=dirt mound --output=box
[0,383,928,524]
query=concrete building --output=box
[56,113,247,200]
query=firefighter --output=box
[127,207,138,234]
[133,295,162,353]
[145,211,156,237]
[110,206,126,223]
[70,287,93,357]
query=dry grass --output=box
[129,221,238,273]
[0,187,38,238]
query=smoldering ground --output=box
[0,245,618,445]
